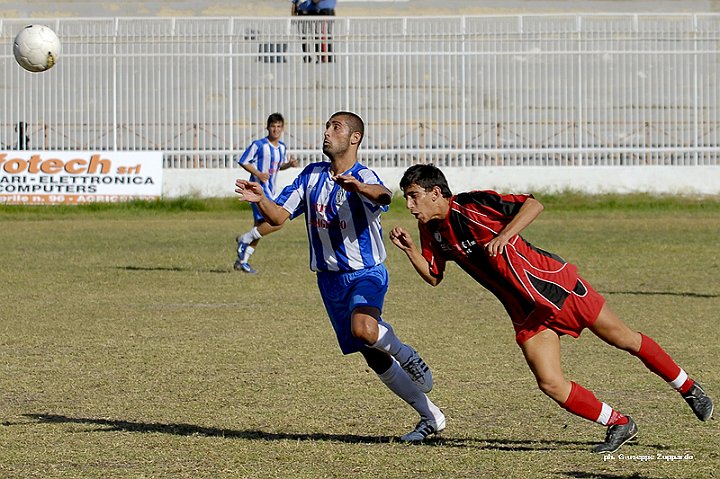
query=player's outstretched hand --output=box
[333,174,362,192]
[235,179,264,203]
[389,226,416,253]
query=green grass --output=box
[0,196,718,478]
[1,191,719,217]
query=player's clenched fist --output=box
[389,226,416,252]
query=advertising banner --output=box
[0,151,163,205]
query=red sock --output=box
[562,382,628,426]
[678,378,696,395]
[634,333,694,393]
[607,410,629,426]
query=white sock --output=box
[377,359,442,421]
[240,227,262,244]
[242,246,255,263]
[371,321,413,364]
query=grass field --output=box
[1,195,719,478]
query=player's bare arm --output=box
[240,163,270,183]
[334,175,392,205]
[485,197,544,257]
[280,156,298,170]
[389,226,443,286]
[234,179,290,226]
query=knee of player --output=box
[600,327,643,353]
[536,376,569,400]
[350,319,377,344]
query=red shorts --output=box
[514,277,606,345]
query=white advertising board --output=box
[0,151,163,205]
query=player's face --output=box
[402,183,438,224]
[267,121,284,142]
[322,117,353,159]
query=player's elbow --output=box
[265,207,290,226]
[377,190,392,205]
[265,213,287,226]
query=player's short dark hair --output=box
[267,113,285,127]
[400,164,453,198]
[330,111,364,145]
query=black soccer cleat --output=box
[400,413,446,443]
[399,347,433,393]
[682,382,714,421]
[591,416,639,454]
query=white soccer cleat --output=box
[400,347,433,393]
[400,412,446,443]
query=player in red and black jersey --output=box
[390,164,713,454]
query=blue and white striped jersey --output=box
[237,137,287,199]
[275,161,389,272]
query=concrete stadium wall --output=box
[163,166,720,198]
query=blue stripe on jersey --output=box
[327,183,347,269]
[237,137,287,199]
[307,174,329,271]
[275,161,388,272]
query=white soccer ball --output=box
[13,25,61,73]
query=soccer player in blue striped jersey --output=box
[234,113,298,273]
[235,111,445,442]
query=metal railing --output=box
[2,14,719,168]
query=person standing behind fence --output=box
[291,0,336,63]
[291,0,313,62]
[15,121,29,150]
[234,113,298,274]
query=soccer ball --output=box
[13,25,61,73]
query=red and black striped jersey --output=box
[419,190,586,327]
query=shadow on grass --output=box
[561,472,660,479]
[23,413,614,451]
[444,437,597,452]
[116,265,231,274]
[23,413,395,444]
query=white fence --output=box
[2,14,719,169]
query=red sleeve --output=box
[462,190,533,219]
[419,223,445,278]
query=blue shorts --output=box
[250,203,265,222]
[316,263,388,355]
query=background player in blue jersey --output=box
[235,113,298,273]
[390,163,713,454]
[235,111,445,442]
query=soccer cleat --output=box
[234,240,256,273]
[400,347,433,393]
[682,382,714,421]
[400,413,446,443]
[592,416,639,454]
[233,259,257,274]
